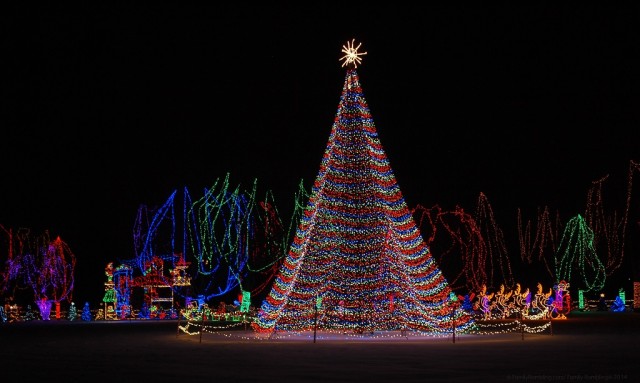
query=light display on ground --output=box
[2,229,76,320]
[252,41,475,335]
[610,295,626,312]
[555,214,606,292]
[0,56,638,325]
[610,288,627,312]
[111,173,303,314]
[81,302,92,321]
[470,281,571,321]
[67,302,77,321]
[102,262,117,320]
[114,264,133,319]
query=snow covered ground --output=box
[1,311,637,382]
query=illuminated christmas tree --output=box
[253,40,475,334]
[67,302,77,321]
[81,302,92,321]
[24,304,35,321]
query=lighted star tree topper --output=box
[253,40,475,335]
[340,39,367,68]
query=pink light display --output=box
[3,229,75,319]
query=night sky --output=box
[3,4,639,305]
